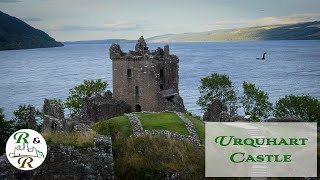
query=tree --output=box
[0,108,12,155]
[65,79,108,117]
[10,104,42,131]
[197,73,238,115]
[274,94,320,123]
[240,82,273,121]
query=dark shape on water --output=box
[256,52,267,60]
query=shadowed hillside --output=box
[0,11,63,51]
[147,21,320,42]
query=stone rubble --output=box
[0,135,114,180]
[125,113,144,136]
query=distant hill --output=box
[0,11,63,51]
[147,21,320,42]
[64,39,135,44]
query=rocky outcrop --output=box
[162,95,186,113]
[82,91,132,123]
[203,100,228,122]
[43,99,65,132]
[43,99,64,119]
[0,135,114,180]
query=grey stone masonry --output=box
[0,135,114,180]
[174,112,200,145]
[125,113,144,136]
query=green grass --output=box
[43,131,96,148]
[113,135,205,180]
[91,113,208,179]
[184,113,205,144]
[91,116,132,138]
[135,112,189,135]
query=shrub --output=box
[240,81,273,120]
[274,94,320,123]
[197,73,238,116]
[65,79,108,117]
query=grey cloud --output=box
[21,17,43,22]
[52,24,141,32]
[0,0,20,3]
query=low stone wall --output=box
[174,112,200,145]
[126,112,201,146]
[125,113,143,136]
[0,135,114,180]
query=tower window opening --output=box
[160,69,164,78]
[127,69,132,77]
[135,86,140,96]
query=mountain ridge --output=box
[146,21,320,42]
[0,11,63,51]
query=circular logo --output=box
[6,129,47,170]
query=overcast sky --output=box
[1,0,319,41]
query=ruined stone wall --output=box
[82,91,132,122]
[110,36,185,112]
[162,55,179,92]
[112,56,161,112]
[0,136,114,180]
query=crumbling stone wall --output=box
[82,91,132,122]
[203,100,248,122]
[26,105,37,130]
[42,98,65,132]
[203,100,229,122]
[0,135,114,180]
[109,36,185,112]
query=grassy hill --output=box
[147,21,320,42]
[91,112,205,180]
[0,11,63,51]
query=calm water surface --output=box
[0,41,319,118]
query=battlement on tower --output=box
[109,36,185,112]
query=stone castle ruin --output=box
[109,36,185,112]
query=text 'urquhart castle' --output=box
[109,36,185,112]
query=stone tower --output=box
[109,36,185,112]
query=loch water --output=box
[0,40,319,118]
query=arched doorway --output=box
[135,104,141,112]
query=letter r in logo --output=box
[14,132,29,144]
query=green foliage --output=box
[12,104,39,130]
[0,108,12,155]
[274,95,320,123]
[48,98,64,108]
[197,73,238,115]
[240,82,273,120]
[65,79,108,117]
[136,112,189,135]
